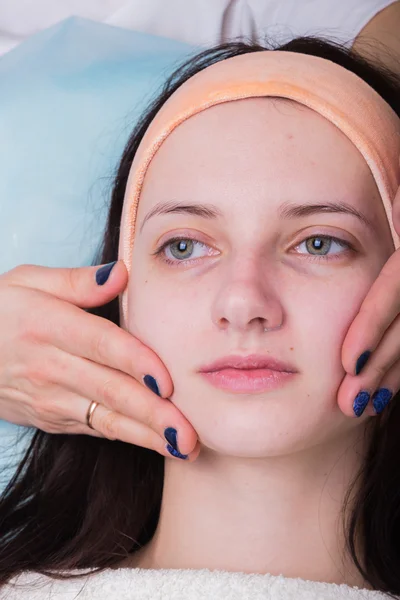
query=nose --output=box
[211,263,284,334]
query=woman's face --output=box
[127,97,394,457]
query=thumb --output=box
[3,260,128,309]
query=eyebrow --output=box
[139,200,375,235]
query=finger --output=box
[25,387,201,461]
[341,249,400,377]
[40,346,197,456]
[89,402,199,462]
[23,289,174,400]
[21,388,106,438]
[338,312,400,417]
[2,261,128,309]
[339,355,400,419]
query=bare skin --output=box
[109,98,393,587]
[351,1,400,76]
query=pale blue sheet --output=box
[0,17,196,489]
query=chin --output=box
[197,430,303,458]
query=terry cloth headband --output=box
[118,50,400,326]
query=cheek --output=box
[127,270,200,363]
[295,269,377,393]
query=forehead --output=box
[138,97,378,206]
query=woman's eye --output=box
[152,235,354,267]
[153,237,213,266]
[294,235,354,261]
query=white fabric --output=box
[0,0,398,56]
[0,567,395,600]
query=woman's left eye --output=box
[152,234,355,267]
[294,235,354,262]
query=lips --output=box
[200,368,296,393]
[199,353,297,374]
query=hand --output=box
[0,262,200,461]
[338,179,400,418]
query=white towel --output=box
[0,567,395,599]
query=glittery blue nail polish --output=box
[164,427,180,450]
[372,388,393,415]
[166,444,188,460]
[355,351,371,375]
[353,390,370,417]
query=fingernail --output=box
[355,350,372,376]
[143,375,161,397]
[166,444,188,460]
[353,390,370,417]
[372,388,393,414]
[164,427,187,459]
[95,261,117,285]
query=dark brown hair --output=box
[1,37,400,597]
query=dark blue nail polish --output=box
[353,391,370,417]
[143,375,161,397]
[164,427,185,456]
[95,261,117,285]
[355,351,371,375]
[166,444,188,460]
[372,388,393,415]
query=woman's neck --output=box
[122,423,373,589]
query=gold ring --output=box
[86,401,99,430]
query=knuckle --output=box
[371,362,387,381]
[141,404,156,431]
[29,352,61,388]
[35,420,61,434]
[6,358,29,388]
[31,401,47,421]
[101,378,119,411]
[100,411,119,441]
[14,298,49,344]
[6,264,33,283]
[140,427,158,451]
[90,323,114,364]
[65,267,82,297]
[26,361,49,390]
[30,398,56,427]
[16,318,36,343]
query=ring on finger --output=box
[86,400,100,430]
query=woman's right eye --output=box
[153,236,213,267]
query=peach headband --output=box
[118,50,400,326]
